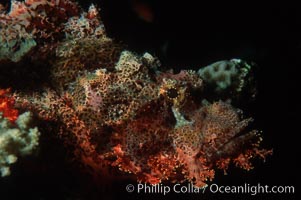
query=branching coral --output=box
[1,0,272,187]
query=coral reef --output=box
[0,89,40,177]
[0,0,271,187]
[198,59,256,101]
[0,0,79,62]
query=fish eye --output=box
[167,88,178,99]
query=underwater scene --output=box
[0,0,298,199]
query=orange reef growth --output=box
[0,88,18,122]
[0,1,272,187]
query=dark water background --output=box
[0,0,299,199]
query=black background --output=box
[0,0,299,199]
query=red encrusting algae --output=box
[0,88,18,123]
